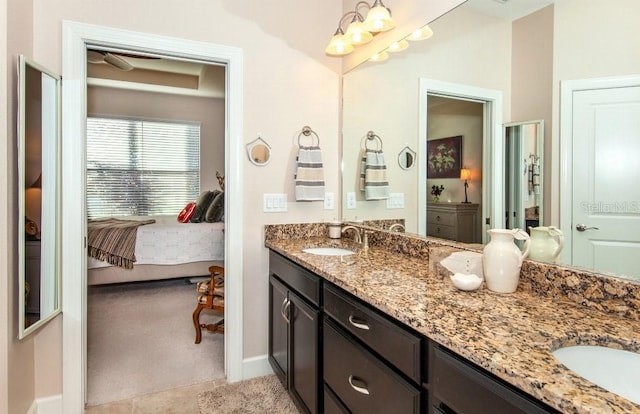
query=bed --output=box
[88,217,224,285]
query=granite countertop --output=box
[265,236,640,414]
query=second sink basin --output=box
[552,345,640,404]
[302,247,354,256]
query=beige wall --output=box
[3,0,342,403]
[88,86,225,192]
[511,5,554,225]
[342,5,512,233]
[3,0,38,413]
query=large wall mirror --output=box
[341,0,640,281]
[18,55,61,339]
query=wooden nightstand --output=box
[427,203,480,243]
[25,240,41,317]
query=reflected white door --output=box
[572,85,640,277]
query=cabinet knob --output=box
[348,314,370,330]
[348,375,370,395]
[436,215,441,221]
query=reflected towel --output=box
[532,162,540,195]
[295,146,325,201]
[359,149,389,200]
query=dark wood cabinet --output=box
[324,318,421,414]
[269,251,320,414]
[430,344,559,414]
[268,249,558,414]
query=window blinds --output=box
[87,117,200,218]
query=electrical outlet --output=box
[324,192,335,210]
[346,192,357,209]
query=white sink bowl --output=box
[552,345,640,404]
[302,247,354,256]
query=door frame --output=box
[418,78,503,242]
[62,21,244,413]
[559,74,640,265]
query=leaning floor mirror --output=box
[18,55,62,339]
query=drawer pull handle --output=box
[348,315,370,330]
[348,375,370,395]
[280,298,290,324]
[436,215,441,221]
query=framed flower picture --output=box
[427,135,462,178]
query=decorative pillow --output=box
[177,202,196,223]
[190,190,219,223]
[205,191,224,223]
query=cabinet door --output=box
[289,290,319,414]
[269,275,289,386]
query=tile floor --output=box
[84,379,227,414]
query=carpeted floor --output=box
[198,375,300,414]
[87,278,225,406]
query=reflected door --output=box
[572,85,640,278]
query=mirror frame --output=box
[18,55,62,339]
[504,119,544,231]
[398,146,417,170]
[246,135,272,166]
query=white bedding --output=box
[88,221,225,269]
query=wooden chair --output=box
[192,265,224,344]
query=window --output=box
[86,117,200,218]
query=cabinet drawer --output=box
[324,284,422,384]
[426,223,456,240]
[427,211,456,226]
[432,345,556,414]
[270,251,320,306]
[324,319,421,414]
[324,385,350,414]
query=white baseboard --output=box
[242,354,273,380]
[30,395,62,414]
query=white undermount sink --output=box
[302,247,354,256]
[552,345,640,404]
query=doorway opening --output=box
[418,78,504,244]
[62,22,244,413]
[84,48,227,405]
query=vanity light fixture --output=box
[406,25,434,41]
[325,0,395,57]
[386,39,409,52]
[369,51,389,62]
[460,168,471,203]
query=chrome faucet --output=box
[341,225,370,250]
[341,225,362,244]
[389,223,405,232]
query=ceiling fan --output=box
[87,50,159,72]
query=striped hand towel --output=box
[359,149,389,200]
[295,146,325,201]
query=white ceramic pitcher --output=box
[483,229,530,293]
[528,226,564,263]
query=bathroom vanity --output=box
[266,224,640,414]
[268,249,558,414]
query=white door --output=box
[571,85,640,277]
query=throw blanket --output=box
[294,146,325,201]
[88,218,155,269]
[360,149,389,200]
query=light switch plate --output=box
[386,193,405,209]
[346,192,357,209]
[263,194,288,212]
[324,192,334,210]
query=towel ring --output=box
[362,130,383,151]
[297,125,320,147]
